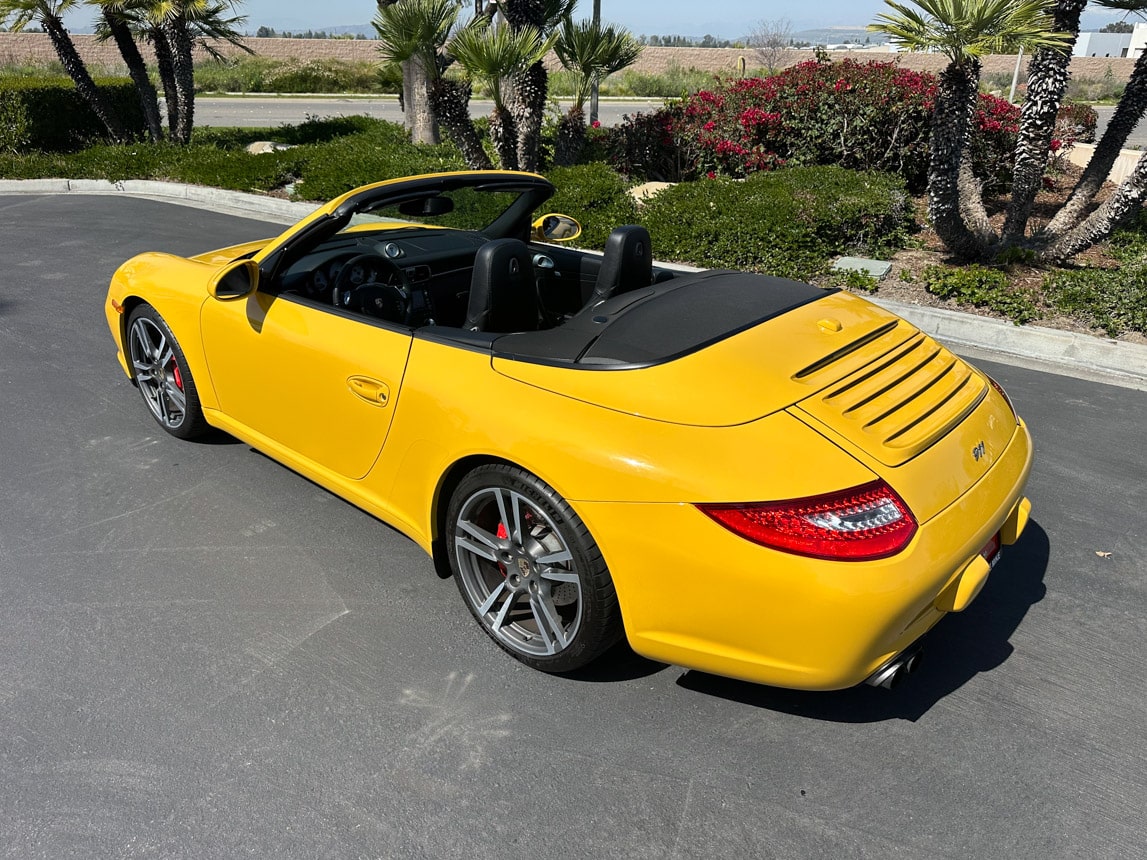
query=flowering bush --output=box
[673,60,939,186]
[603,58,1096,195]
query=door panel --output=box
[200,292,412,480]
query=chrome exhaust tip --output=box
[865,646,923,690]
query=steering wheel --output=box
[333,253,413,323]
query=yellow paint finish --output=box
[575,425,1031,690]
[494,292,908,426]
[199,294,412,481]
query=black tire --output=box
[446,464,623,674]
[125,304,209,439]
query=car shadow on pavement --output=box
[674,521,1051,722]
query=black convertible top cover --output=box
[493,270,833,368]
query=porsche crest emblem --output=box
[516,558,531,577]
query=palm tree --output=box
[90,0,164,141]
[1041,0,1147,246]
[869,0,1072,259]
[375,0,444,145]
[552,15,641,165]
[0,0,127,140]
[134,1,249,144]
[1001,0,1086,243]
[449,16,554,169]
[499,0,574,172]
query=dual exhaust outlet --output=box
[865,646,923,690]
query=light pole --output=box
[589,0,601,125]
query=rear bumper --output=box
[575,421,1033,691]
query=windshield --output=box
[341,186,528,236]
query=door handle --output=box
[347,375,390,406]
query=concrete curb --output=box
[3,178,1146,388]
[869,298,1147,390]
[0,178,318,224]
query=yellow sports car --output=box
[105,170,1032,691]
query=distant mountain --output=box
[321,24,376,38]
[794,27,889,46]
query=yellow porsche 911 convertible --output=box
[105,170,1032,691]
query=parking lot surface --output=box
[1,194,1144,859]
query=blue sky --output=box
[60,1,1132,39]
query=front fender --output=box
[106,252,222,410]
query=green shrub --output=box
[637,166,912,279]
[1043,266,1147,337]
[194,56,395,94]
[920,264,1038,324]
[544,163,640,249]
[289,119,464,201]
[0,77,145,151]
[1043,213,1147,337]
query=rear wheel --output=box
[126,305,209,439]
[447,464,623,673]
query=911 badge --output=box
[972,440,987,462]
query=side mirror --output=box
[210,259,259,299]
[531,213,582,243]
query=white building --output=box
[1073,23,1147,59]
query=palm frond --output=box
[868,0,1072,64]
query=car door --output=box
[199,289,412,481]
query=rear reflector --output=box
[697,480,918,561]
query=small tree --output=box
[91,0,163,141]
[869,0,1072,260]
[552,15,641,165]
[449,16,554,170]
[748,16,794,73]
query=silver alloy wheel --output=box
[453,485,584,657]
[128,314,187,430]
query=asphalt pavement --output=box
[195,95,664,129]
[0,192,1145,858]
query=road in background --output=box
[1,194,1145,858]
[1089,105,1147,149]
[195,96,665,129]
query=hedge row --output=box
[0,77,146,152]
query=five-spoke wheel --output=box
[126,305,208,439]
[447,464,622,673]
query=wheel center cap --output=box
[507,555,535,591]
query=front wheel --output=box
[447,464,623,674]
[126,304,209,439]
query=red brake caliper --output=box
[172,363,184,391]
[496,523,508,576]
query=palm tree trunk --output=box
[153,29,179,135]
[1002,0,1085,244]
[1038,151,1147,260]
[554,105,586,167]
[959,161,995,244]
[489,105,519,170]
[1044,47,1147,238]
[165,16,196,145]
[42,14,126,142]
[406,56,440,145]
[500,0,547,171]
[102,10,163,142]
[429,78,491,169]
[929,61,991,260]
[512,60,547,172]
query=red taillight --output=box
[986,373,1017,421]
[697,480,918,561]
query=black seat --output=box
[587,225,653,307]
[464,238,539,333]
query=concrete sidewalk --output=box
[3,177,1145,391]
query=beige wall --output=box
[0,33,1137,83]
